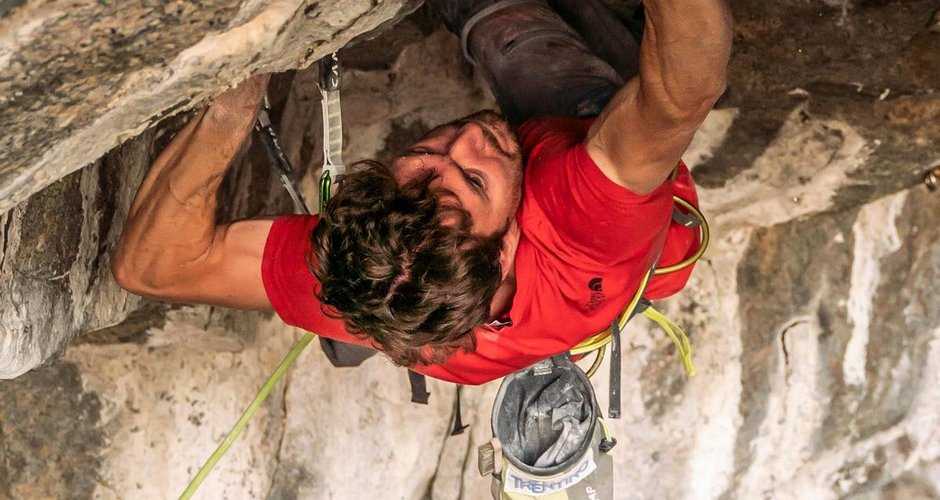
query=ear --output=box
[489,221,521,320]
[498,221,521,282]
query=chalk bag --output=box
[478,355,616,499]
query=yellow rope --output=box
[642,307,696,376]
[570,329,615,356]
[179,334,316,498]
[585,345,606,378]
[570,195,708,375]
[654,197,709,275]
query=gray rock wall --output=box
[0,0,421,378]
[1,1,939,499]
[0,0,420,213]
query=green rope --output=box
[179,332,316,499]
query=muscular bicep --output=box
[120,218,275,310]
[585,77,711,194]
[190,218,274,310]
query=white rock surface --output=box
[67,310,297,499]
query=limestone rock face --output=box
[0,0,420,378]
[2,1,940,499]
[0,0,420,214]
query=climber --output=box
[112,0,733,384]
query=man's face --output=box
[390,111,524,237]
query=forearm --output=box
[113,79,265,295]
[639,0,732,118]
[586,0,731,193]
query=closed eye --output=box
[466,172,485,190]
[459,167,488,196]
[405,147,488,196]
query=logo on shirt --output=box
[585,277,606,311]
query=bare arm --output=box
[111,75,274,310]
[586,0,732,194]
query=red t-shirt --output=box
[262,117,699,385]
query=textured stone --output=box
[0,131,150,378]
[270,348,456,499]
[61,311,297,499]
[0,0,422,213]
[692,0,940,192]
[0,362,103,500]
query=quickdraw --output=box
[255,96,311,215]
[318,52,346,211]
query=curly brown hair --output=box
[310,162,504,366]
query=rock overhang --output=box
[0,0,422,214]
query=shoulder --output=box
[261,214,323,325]
[516,116,595,156]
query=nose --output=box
[450,123,486,156]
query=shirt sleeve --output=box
[517,117,675,266]
[261,215,373,349]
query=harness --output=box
[256,95,311,215]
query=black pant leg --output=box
[547,0,641,82]
[428,0,623,124]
